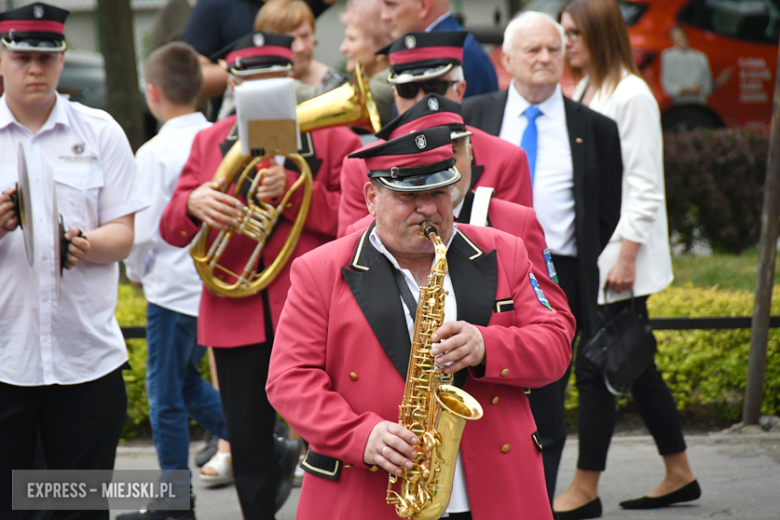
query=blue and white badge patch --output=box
[530,273,552,310]
[543,248,559,284]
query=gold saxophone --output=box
[386,222,484,520]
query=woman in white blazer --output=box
[552,1,700,519]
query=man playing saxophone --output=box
[266,126,575,520]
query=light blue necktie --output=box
[520,106,542,185]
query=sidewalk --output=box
[112,432,780,520]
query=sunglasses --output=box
[394,80,459,99]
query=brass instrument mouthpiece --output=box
[421,221,438,239]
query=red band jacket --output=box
[160,115,361,347]
[266,223,574,520]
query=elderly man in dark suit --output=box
[462,11,623,502]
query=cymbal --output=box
[16,144,34,266]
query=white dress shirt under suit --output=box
[0,93,149,386]
[573,72,674,303]
[499,82,576,257]
[124,112,212,317]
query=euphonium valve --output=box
[386,222,484,520]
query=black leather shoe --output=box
[619,480,701,509]
[554,497,602,520]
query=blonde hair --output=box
[254,0,315,33]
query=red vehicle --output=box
[490,0,779,131]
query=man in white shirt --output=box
[462,11,623,501]
[661,26,732,106]
[122,43,228,520]
[0,3,148,519]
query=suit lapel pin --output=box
[576,138,583,144]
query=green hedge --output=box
[117,284,780,437]
[565,285,780,424]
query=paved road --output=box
[112,432,780,520]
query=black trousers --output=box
[0,365,127,520]
[213,343,278,520]
[527,254,581,501]
[575,296,687,471]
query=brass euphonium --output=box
[387,222,484,520]
[190,63,381,297]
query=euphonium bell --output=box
[190,63,381,298]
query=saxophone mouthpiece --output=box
[421,221,438,239]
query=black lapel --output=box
[342,222,411,379]
[468,165,485,190]
[448,229,498,388]
[284,132,323,178]
[219,122,239,157]
[487,90,508,136]
[563,98,587,245]
[456,190,475,224]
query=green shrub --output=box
[565,285,780,423]
[664,129,768,254]
[115,285,150,439]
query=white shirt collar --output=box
[506,81,564,120]
[0,92,70,134]
[425,12,452,32]
[157,111,208,135]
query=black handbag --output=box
[581,291,657,396]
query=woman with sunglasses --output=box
[552,0,699,518]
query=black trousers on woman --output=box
[575,295,687,471]
[213,343,278,520]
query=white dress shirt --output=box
[0,94,149,386]
[124,112,212,317]
[369,224,470,515]
[660,46,712,105]
[573,72,674,302]
[500,82,576,256]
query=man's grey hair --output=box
[448,64,464,83]
[502,11,566,57]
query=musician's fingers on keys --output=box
[365,421,418,473]
[254,164,289,201]
[187,181,244,229]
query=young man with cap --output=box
[159,31,360,520]
[0,3,148,519]
[380,0,497,98]
[266,126,574,520]
[336,32,533,237]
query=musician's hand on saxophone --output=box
[186,178,244,230]
[430,321,486,374]
[253,163,288,201]
[364,421,418,475]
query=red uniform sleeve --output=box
[281,128,362,238]
[517,207,574,335]
[160,131,207,247]
[337,155,371,238]
[470,236,573,388]
[267,256,383,467]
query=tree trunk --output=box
[743,38,780,425]
[96,0,145,152]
